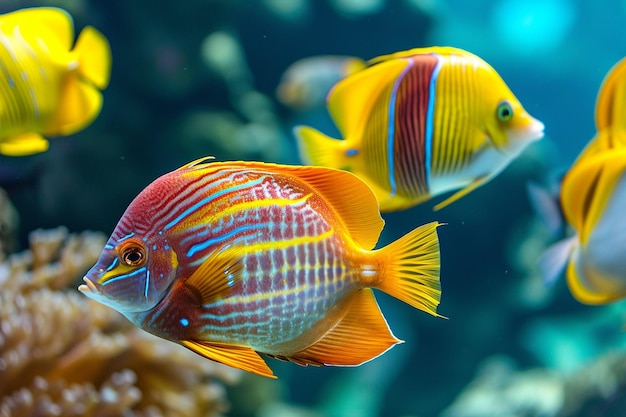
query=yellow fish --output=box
[0,7,111,156]
[295,46,544,211]
[539,57,626,304]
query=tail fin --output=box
[74,26,112,90]
[374,221,444,317]
[293,125,349,169]
[49,27,111,136]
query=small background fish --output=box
[276,55,366,110]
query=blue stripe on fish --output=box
[387,59,414,198]
[144,269,151,299]
[164,177,266,231]
[425,54,442,188]
[186,222,270,258]
[118,232,136,242]
[105,257,119,272]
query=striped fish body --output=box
[80,158,443,378]
[295,46,544,211]
[0,17,63,136]
[0,7,111,156]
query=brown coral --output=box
[0,226,240,417]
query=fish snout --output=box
[78,275,100,296]
[525,118,545,142]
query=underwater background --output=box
[1,0,626,416]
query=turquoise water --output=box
[2,1,626,416]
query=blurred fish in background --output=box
[276,55,366,111]
[538,57,626,305]
[0,7,111,156]
[295,46,544,212]
[79,158,443,378]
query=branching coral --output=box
[0,226,240,417]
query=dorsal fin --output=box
[184,244,244,305]
[595,57,626,134]
[2,8,74,50]
[326,58,410,140]
[169,159,384,249]
[284,289,402,366]
[366,46,474,66]
[230,162,384,249]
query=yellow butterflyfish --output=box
[0,7,111,156]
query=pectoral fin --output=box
[184,244,244,305]
[285,289,402,367]
[433,175,489,211]
[181,340,276,378]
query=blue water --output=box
[2,0,626,416]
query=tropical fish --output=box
[566,56,626,165]
[294,46,544,211]
[538,57,626,303]
[0,7,111,156]
[79,158,443,378]
[276,55,366,110]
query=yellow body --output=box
[0,7,111,156]
[295,46,544,211]
[555,57,626,304]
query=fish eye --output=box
[119,241,146,266]
[497,101,514,122]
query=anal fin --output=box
[181,340,276,379]
[286,288,402,367]
[0,133,49,156]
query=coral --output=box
[439,351,626,417]
[0,226,240,417]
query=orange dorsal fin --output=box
[326,57,409,140]
[1,8,74,50]
[181,340,276,378]
[282,165,383,249]
[204,161,384,250]
[285,289,402,367]
[169,159,384,249]
[184,244,244,305]
[595,57,626,134]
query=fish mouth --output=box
[525,119,545,142]
[78,276,99,295]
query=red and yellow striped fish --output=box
[295,46,544,211]
[79,158,443,378]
